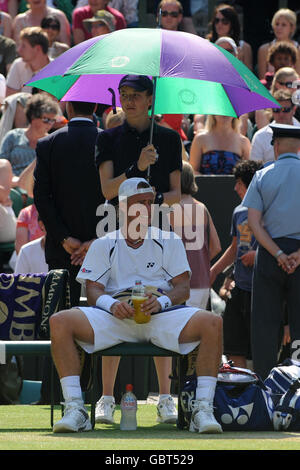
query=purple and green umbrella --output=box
[27,28,279,118]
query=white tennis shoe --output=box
[189,399,222,434]
[53,399,92,433]
[95,396,116,424]
[157,396,177,424]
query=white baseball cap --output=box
[118,178,154,202]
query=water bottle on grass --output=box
[120,384,137,430]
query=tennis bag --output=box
[273,378,300,431]
[180,363,274,431]
[264,358,300,400]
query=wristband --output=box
[154,192,164,205]
[275,249,284,259]
[125,162,146,179]
[157,295,172,311]
[96,294,118,313]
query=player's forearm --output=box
[167,280,190,306]
[248,208,280,257]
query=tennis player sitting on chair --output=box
[50,177,223,434]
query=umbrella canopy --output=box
[27,28,279,117]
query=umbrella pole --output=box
[147,76,157,181]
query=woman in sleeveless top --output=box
[170,161,221,309]
[12,0,70,45]
[257,8,300,79]
[206,3,253,71]
[189,115,251,176]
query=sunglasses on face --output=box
[214,17,230,25]
[273,105,293,113]
[41,117,56,124]
[161,10,180,18]
[278,81,294,88]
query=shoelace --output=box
[96,398,114,412]
[159,397,176,412]
[191,400,213,414]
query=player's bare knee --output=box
[50,310,71,338]
[197,310,222,335]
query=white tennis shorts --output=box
[76,305,201,355]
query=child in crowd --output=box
[210,160,262,368]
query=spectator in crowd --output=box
[5,27,50,96]
[109,0,139,28]
[41,15,69,59]
[157,0,183,31]
[72,0,126,45]
[12,0,71,46]
[250,89,299,164]
[255,67,300,129]
[257,8,300,79]
[170,161,221,309]
[206,3,253,71]
[0,158,16,243]
[82,9,115,37]
[0,33,16,77]
[210,160,262,369]
[243,123,300,380]
[76,0,139,27]
[0,10,13,37]
[0,0,18,18]
[0,93,59,179]
[260,41,298,90]
[154,0,197,35]
[94,75,182,426]
[33,100,104,306]
[189,114,251,175]
[50,177,223,434]
[14,215,48,273]
[215,35,238,55]
[0,92,31,145]
[15,203,44,254]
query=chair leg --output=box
[90,355,98,429]
[176,356,185,430]
[50,358,54,427]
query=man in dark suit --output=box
[34,101,105,306]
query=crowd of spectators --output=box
[0,0,300,402]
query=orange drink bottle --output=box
[132,281,150,324]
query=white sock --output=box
[102,395,115,402]
[60,375,83,402]
[196,376,217,403]
[159,394,171,401]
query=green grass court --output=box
[1,404,300,451]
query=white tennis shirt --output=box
[77,227,191,295]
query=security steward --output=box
[242,123,300,380]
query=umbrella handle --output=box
[108,88,116,114]
[147,76,157,181]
